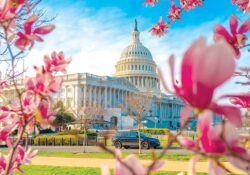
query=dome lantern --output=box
[131,19,141,44]
[119,19,153,60]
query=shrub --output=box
[33,135,85,146]
[135,128,169,135]
[56,129,97,136]
[67,129,79,135]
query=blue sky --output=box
[24,0,250,95]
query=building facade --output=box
[0,20,185,130]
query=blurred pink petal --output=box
[180,106,193,127]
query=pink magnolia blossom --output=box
[35,51,72,74]
[167,1,182,22]
[214,15,250,58]
[15,15,55,50]
[102,153,164,175]
[226,94,250,108]
[179,111,250,174]
[24,73,63,97]
[149,17,169,37]
[159,38,235,109]
[208,103,242,127]
[180,0,203,11]
[0,123,17,145]
[0,0,30,40]
[232,0,250,13]
[144,0,159,6]
[12,146,37,172]
[0,92,39,122]
[36,100,59,129]
[158,37,242,126]
[0,0,26,21]
[0,146,36,175]
[0,156,6,175]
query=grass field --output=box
[0,150,210,161]
[15,165,208,175]
[36,151,196,160]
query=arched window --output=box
[142,65,144,70]
[135,65,137,70]
[139,65,141,70]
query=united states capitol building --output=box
[0,20,185,130]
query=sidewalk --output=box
[31,156,246,174]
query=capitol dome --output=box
[120,44,153,60]
[114,19,160,92]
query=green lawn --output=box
[0,150,208,161]
[15,165,208,175]
[36,151,195,160]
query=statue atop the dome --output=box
[134,19,138,32]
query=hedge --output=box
[56,129,97,136]
[134,128,169,135]
[33,135,89,146]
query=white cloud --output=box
[23,3,250,96]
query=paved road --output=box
[30,156,245,174]
[17,146,192,154]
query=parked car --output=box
[112,131,160,149]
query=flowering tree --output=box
[101,6,250,174]
[0,0,71,174]
[147,0,250,37]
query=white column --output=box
[83,85,87,106]
[89,86,92,106]
[98,87,102,106]
[76,85,80,114]
[121,90,124,103]
[110,88,113,108]
[109,88,112,107]
[117,89,120,106]
[93,86,95,107]
[104,87,107,108]
[72,85,76,108]
[108,88,112,108]
[114,89,116,108]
